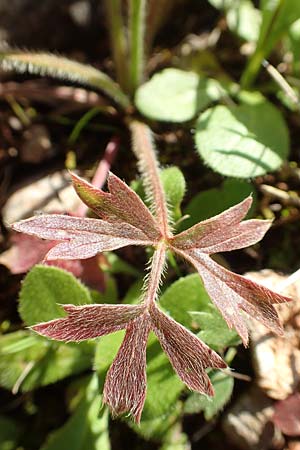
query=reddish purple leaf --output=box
[32,303,145,341]
[273,393,300,436]
[3,233,55,274]
[71,172,161,240]
[149,305,226,395]
[12,214,155,260]
[1,233,105,290]
[11,168,291,422]
[103,314,151,423]
[171,196,253,249]
[179,250,289,345]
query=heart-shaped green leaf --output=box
[195,101,289,177]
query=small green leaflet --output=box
[161,167,186,222]
[160,274,212,329]
[184,372,234,419]
[160,274,240,350]
[135,68,225,122]
[19,265,92,326]
[191,309,241,349]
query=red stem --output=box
[76,136,120,217]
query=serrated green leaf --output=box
[192,309,241,349]
[195,101,289,177]
[135,68,225,122]
[0,50,130,109]
[161,167,186,222]
[181,179,255,231]
[41,375,110,450]
[184,372,234,419]
[0,330,94,392]
[159,274,212,329]
[19,265,92,326]
[0,416,20,450]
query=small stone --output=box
[3,171,82,224]
[21,124,54,164]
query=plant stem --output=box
[76,137,120,217]
[129,120,171,237]
[241,0,284,88]
[143,242,166,308]
[104,0,129,93]
[129,0,146,95]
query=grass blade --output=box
[129,0,146,94]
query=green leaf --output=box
[19,265,92,326]
[0,416,20,450]
[192,309,241,349]
[103,252,141,277]
[159,274,212,329]
[90,275,118,304]
[0,50,130,109]
[161,167,186,222]
[226,1,261,42]
[122,278,144,304]
[184,372,234,419]
[209,0,261,42]
[160,274,240,350]
[94,331,125,382]
[181,178,255,231]
[135,68,225,122]
[41,375,110,450]
[195,101,289,177]
[142,333,184,420]
[0,330,94,392]
[159,423,190,450]
[129,402,183,441]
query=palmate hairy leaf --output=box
[103,314,151,423]
[71,172,162,240]
[12,214,156,260]
[12,170,291,421]
[0,50,131,109]
[149,305,226,394]
[170,196,290,345]
[31,303,225,422]
[33,304,145,341]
